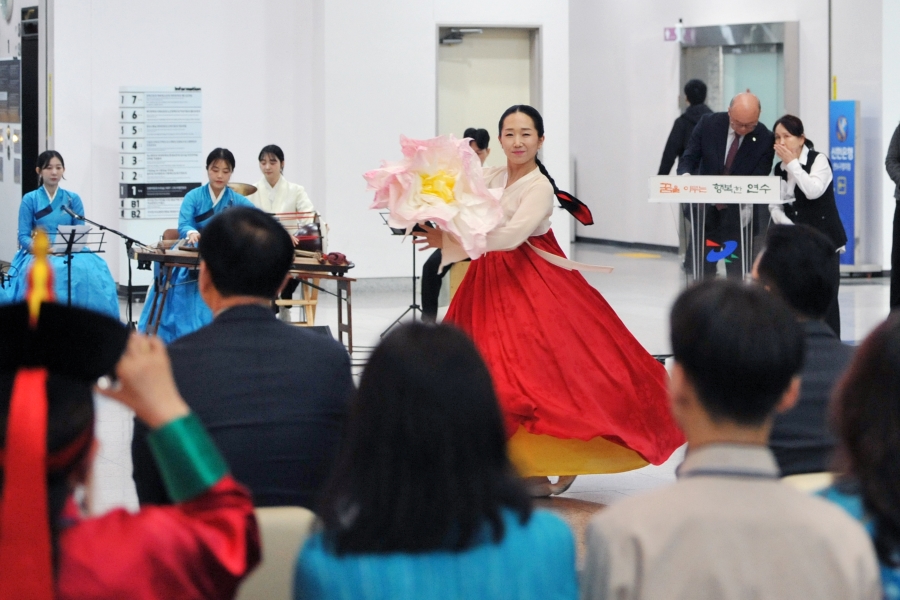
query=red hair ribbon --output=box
[555,191,594,226]
[0,427,92,473]
[0,368,54,600]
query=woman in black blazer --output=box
[769,114,847,337]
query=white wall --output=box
[50,0,569,281]
[831,0,883,268]
[53,0,317,279]
[570,0,829,247]
[319,0,570,278]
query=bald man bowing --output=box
[678,92,776,279]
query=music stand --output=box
[0,260,11,292]
[53,225,104,308]
[68,213,148,328]
[380,213,424,336]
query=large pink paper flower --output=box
[364,135,503,259]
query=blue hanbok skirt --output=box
[5,248,120,319]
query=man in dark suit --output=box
[678,92,776,278]
[131,207,353,509]
[753,224,854,476]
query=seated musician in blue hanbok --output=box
[138,148,255,342]
[4,150,119,319]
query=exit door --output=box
[436,27,538,168]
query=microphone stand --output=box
[64,206,146,329]
[62,229,77,308]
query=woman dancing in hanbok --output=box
[413,105,685,494]
[4,150,119,318]
[138,148,254,342]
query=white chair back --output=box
[236,506,317,600]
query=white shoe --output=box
[549,476,576,495]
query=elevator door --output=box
[681,43,785,127]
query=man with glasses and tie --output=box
[678,92,776,279]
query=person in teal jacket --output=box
[294,323,578,600]
[138,148,255,341]
[3,150,119,318]
[820,313,900,600]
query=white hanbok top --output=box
[438,166,608,273]
[769,145,832,225]
[441,166,552,265]
[248,175,314,215]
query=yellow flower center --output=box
[419,170,456,204]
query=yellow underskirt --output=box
[507,426,649,477]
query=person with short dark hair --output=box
[582,279,880,600]
[821,313,900,598]
[198,205,295,298]
[138,148,256,342]
[753,224,854,475]
[294,322,577,599]
[132,207,353,509]
[421,127,489,322]
[658,80,713,279]
[769,114,847,336]
[464,127,492,163]
[657,79,712,175]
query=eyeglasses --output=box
[729,116,758,131]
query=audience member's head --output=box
[669,279,805,433]
[684,79,707,106]
[198,206,293,299]
[318,322,531,554]
[464,127,491,164]
[832,313,900,565]
[753,224,839,320]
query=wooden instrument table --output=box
[133,247,356,352]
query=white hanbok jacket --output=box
[248,175,314,215]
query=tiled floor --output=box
[92,242,893,533]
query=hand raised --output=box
[411,223,443,251]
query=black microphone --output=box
[62,205,85,220]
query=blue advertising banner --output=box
[829,100,857,265]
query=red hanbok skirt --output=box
[444,230,685,471]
